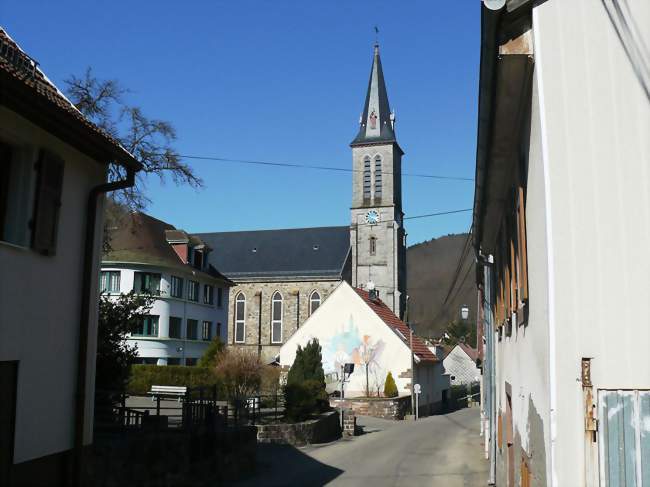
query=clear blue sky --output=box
[3,1,479,245]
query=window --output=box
[100,271,120,293]
[202,321,212,341]
[192,249,203,269]
[185,358,197,366]
[271,291,283,344]
[186,319,198,340]
[187,280,199,302]
[0,145,64,253]
[216,322,222,338]
[204,284,214,305]
[133,272,161,295]
[217,287,223,308]
[170,276,183,298]
[133,315,159,337]
[363,156,371,199]
[169,317,182,338]
[234,293,245,343]
[369,236,377,255]
[167,358,181,366]
[374,155,382,199]
[492,183,529,332]
[309,291,321,315]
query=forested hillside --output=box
[406,233,476,339]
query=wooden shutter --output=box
[31,151,64,255]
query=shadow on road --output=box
[228,443,344,487]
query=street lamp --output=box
[460,304,470,321]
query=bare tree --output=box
[65,68,202,211]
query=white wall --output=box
[443,346,480,386]
[534,1,650,484]
[101,266,230,364]
[279,282,444,404]
[0,108,106,463]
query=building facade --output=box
[199,227,351,364]
[350,44,407,318]
[0,28,140,486]
[474,1,650,486]
[279,282,448,415]
[102,213,232,365]
[442,344,480,386]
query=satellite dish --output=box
[483,0,506,10]
[367,281,375,291]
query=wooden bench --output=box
[148,385,187,402]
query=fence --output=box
[95,389,287,432]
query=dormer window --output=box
[193,249,203,269]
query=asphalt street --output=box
[232,407,488,487]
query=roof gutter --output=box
[73,165,138,486]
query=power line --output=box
[442,225,473,305]
[173,154,475,182]
[352,208,472,228]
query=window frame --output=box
[100,270,121,293]
[369,236,377,256]
[187,280,199,302]
[203,284,214,305]
[133,272,161,295]
[132,315,159,337]
[216,287,223,308]
[374,154,382,199]
[309,290,321,316]
[363,155,372,200]
[168,316,182,339]
[271,291,283,344]
[234,293,246,344]
[170,275,184,298]
[186,319,198,340]
[202,320,212,341]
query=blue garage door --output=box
[598,390,650,487]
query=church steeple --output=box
[351,44,397,147]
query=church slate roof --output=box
[350,44,398,147]
[197,226,351,281]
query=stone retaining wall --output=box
[330,396,411,420]
[256,411,341,446]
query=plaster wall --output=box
[280,282,445,405]
[100,266,230,364]
[0,108,106,463]
[443,347,481,386]
[493,53,551,486]
[534,0,650,484]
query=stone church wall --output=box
[227,279,341,363]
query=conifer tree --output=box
[384,371,398,398]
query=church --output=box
[199,44,407,363]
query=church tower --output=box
[350,44,406,318]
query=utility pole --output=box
[405,295,415,418]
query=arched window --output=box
[369,236,377,255]
[271,292,283,343]
[234,293,246,343]
[363,156,371,200]
[309,291,321,315]
[374,155,382,198]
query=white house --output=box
[474,1,650,485]
[442,343,480,386]
[279,281,449,415]
[102,212,233,365]
[0,28,140,486]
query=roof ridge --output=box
[195,225,349,236]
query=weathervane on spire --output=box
[374,26,379,46]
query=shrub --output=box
[260,365,282,396]
[127,365,222,396]
[284,339,328,421]
[284,380,329,422]
[214,348,262,402]
[197,337,225,368]
[384,371,398,398]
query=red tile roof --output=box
[0,27,139,169]
[354,288,438,362]
[458,343,479,362]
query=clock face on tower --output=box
[365,210,380,225]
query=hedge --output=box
[127,365,223,396]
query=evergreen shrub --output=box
[384,371,398,398]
